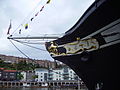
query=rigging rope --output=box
[11,0,43,35]
[9,39,30,58]
[11,0,51,36]
[11,1,42,35]
[12,40,45,44]
[12,39,47,51]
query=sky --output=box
[0,0,94,61]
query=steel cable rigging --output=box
[11,0,43,35]
[12,39,47,51]
[7,0,53,58]
[9,39,30,58]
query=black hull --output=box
[45,0,120,89]
[54,43,119,90]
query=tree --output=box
[17,73,24,80]
[32,75,38,81]
[32,75,38,79]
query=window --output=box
[5,76,8,78]
[10,76,14,78]
[5,73,8,75]
[10,73,15,75]
[64,67,68,72]
[44,73,47,81]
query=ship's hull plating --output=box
[54,43,119,90]
[45,0,120,89]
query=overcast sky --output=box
[0,0,94,61]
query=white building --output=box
[21,71,35,82]
[48,66,79,81]
[68,68,76,80]
[52,68,64,81]
[35,68,48,82]
[62,66,79,80]
[21,71,27,81]
[34,66,79,82]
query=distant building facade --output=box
[0,66,79,82]
[26,71,35,82]
[0,68,19,81]
[0,68,4,80]
[50,66,79,81]
[35,68,48,82]
[51,68,64,81]
[0,54,33,64]
[21,71,27,81]
[34,66,79,82]
[0,54,79,82]
[20,71,35,82]
[0,54,56,68]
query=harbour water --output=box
[0,88,48,90]
[0,88,87,90]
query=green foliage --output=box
[17,73,24,80]
[0,59,35,70]
[13,61,35,70]
[0,59,52,71]
[32,75,38,79]
[0,59,14,69]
